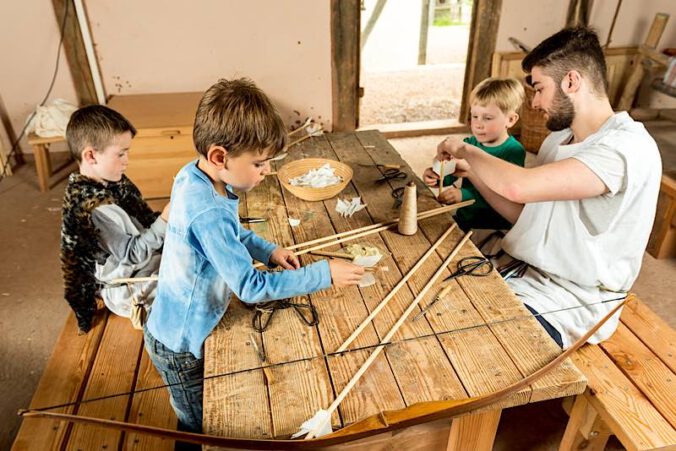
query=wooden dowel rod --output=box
[107,276,156,285]
[288,118,312,137]
[253,201,472,269]
[286,201,472,251]
[310,250,352,260]
[335,224,457,353]
[306,231,473,439]
[438,160,445,196]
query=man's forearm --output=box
[464,145,528,201]
[465,171,524,224]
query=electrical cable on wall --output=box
[0,0,70,186]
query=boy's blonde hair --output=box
[469,77,525,115]
[66,105,137,163]
[193,78,287,158]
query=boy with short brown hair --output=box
[144,78,364,433]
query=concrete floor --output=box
[1,124,674,449]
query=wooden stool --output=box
[26,133,68,192]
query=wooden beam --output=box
[459,0,502,123]
[331,0,360,132]
[51,0,98,105]
[418,0,433,65]
[361,0,387,51]
[566,0,594,27]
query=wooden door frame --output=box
[331,0,502,133]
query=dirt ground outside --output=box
[360,1,470,126]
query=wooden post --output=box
[446,409,502,451]
[459,0,502,123]
[560,395,612,451]
[331,0,361,131]
[418,0,433,65]
[361,0,387,51]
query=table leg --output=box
[560,394,611,451]
[32,143,51,192]
[446,409,502,451]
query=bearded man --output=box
[437,27,662,348]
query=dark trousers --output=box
[143,326,204,434]
[525,304,564,348]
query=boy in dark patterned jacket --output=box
[61,105,169,333]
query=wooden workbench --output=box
[203,130,586,449]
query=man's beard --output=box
[545,87,575,131]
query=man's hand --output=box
[422,167,439,186]
[437,137,468,161]
[437,187,463,204]
[270,247,300,270]
[451,158,471,178]
[328,260,365,288]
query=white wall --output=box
[0,1,332,154]
[0,0,79,155]
[496,0,676,52]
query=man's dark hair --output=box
[66,105,137,162]
[522,27,608,95]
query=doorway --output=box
[359,0,473,134]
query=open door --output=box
[331,0,502,136]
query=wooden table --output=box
[203,130,586,450]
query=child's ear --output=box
[81,146,97,165]
[206,145,228,169]
[506,112,519,128]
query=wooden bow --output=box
[19,298,625,449]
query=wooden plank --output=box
[203,292,274,439]
[621,295,676,373]
[330,0,360,131]
[572,344,676,450]
[244,167,337,438]
[330,131,529,410]
[65,315,144,450]
[107,93,202,133]
[123,352,176,450]
[322,418,453,450]
[600,323,676,429]
[353,130,586,404]
[12,311,108,451]
[279,137,405,427]
[319,134,468,406]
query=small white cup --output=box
[432,159,456,176]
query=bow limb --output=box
[18,298,625,449]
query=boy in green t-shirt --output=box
[423,77,526,230]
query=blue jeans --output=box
[525,304,564,348]
[143,325,204,433]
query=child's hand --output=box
[160,202,171,222]
[422,167,439,186]
[437,187,463,205]
[437,137,468,161]
[270,247,300,270]
[328,260,365,288]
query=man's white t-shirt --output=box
[502,112,662,348]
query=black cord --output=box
[0,0,70,184]
[22,296,626,414]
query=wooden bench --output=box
[561,294,676,451]
[11,306,177,450]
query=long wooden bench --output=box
[561,294,676,451]
[11,305,177,450]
